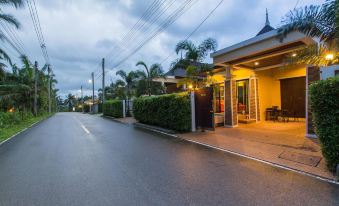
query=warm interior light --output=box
[292,53,297,57]
[254,62,259,66]
[188,84,193,89]
[325,53,334,60]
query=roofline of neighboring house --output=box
[211,29,280,58]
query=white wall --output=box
[321,65,339,80]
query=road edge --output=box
[0,114,54,147]
[132,122,339,185]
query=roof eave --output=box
[211,29,279,58]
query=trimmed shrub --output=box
[103,100,123,118]
[310,77,339,172]
[83,104,90,113]
[133,92,191,132]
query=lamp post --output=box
[89,73,94,113]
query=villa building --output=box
[207,10,323,137]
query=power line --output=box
[26,0,51,65]
[90,0,167,80]
[161,0,224,65]
[111,0,197,70]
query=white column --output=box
[122,100,126,118]
[190,92,196,132]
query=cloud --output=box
[1,0,325,98]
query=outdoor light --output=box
[88,79,92,84]
[254,62,259,66]
[325,53,334,61]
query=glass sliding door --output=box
[236,80,249,114]
[214,83,224,113]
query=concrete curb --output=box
[133,123,176,135]
[129,122,339,185]
[0,114,54,147]
[102,115,130,125]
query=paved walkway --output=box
[180,121,335,180]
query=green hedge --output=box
[133,92,191,132]
[310,77,339,172]
[103,100,123,118]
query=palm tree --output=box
[0,0,24,66]
[135,61,165,96]
[116,70,139,116]
[278,0,338,66]
[175,38,217,62]
[65,94,76,112]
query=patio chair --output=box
[271,106,279,122]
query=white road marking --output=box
[81,125,90,134]
[73,116,91,134]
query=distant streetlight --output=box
[88,79,92,84]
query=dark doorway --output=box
[280,77,306,118]
[195,87,214,130]
[236,79,249,114]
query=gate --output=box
[195,87,214,130]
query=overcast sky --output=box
[2,0,324,98]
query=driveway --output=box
[0,113,338,206]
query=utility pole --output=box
[102,58,105,104]
[91,72,95,113]
[48,64,51,113]
[34,61,38,116]
[81,85,83,113]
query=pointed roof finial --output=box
[265,8,270,26]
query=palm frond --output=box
[198,38,217,60]
[283,44,339,66]
[0,12,20,28]
[115,70,127,81]
[279,3,336,42]
[0,0,24,8]
[0,48,12,65]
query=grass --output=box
[0,113,54,143]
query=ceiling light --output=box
[292,53,297,57]
[325,53,334,61]
[254,62,259,66]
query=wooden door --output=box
[195,87,214,130]
[280,77,306,117]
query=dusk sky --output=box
[2,0,324,98]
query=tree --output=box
[135,61,165,96]
[116,70,139,116]
[175,38,217,62]
[65,94,76,112]
[0,0,24,66]
[278,0,338,66]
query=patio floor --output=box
[180,120,335,180]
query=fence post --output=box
[123,100,126,118]
[190,92,196,132]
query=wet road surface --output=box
[0,113,338,206]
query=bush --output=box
[133,92,191,132]
[83,104,90,113]
[310,77,339,172]
[103,100,123,118]
[0,111,34,129]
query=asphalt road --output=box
[0,113,338,206]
